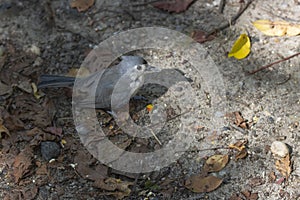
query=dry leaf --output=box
[70,0,95,12]
[146,104,153,112]
[228,34,251,60]
[229,140,248,161]
[275,154,291,178]
[0,117,10,139]
[191,30,215,43]
[0,81,12,97]
[13,146,33,183]
[185,175,222,193]
[94,177,134,199]
[253,19,300,36]
[74,150,108,181]
[152,0,194,13]
[31,82,44,99]
[203,154,229,172]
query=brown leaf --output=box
[191,30,215,43]
[152,0,194,13]
[44,126,63,137]
[74,150,108,181]
[185,175,223,193]
[13,146,33,183]
[225,111,248,129]
[94,177,134,199]
[229,140,248,161]
[275,154,292,178]
[203,154,229,172]
[0,117,10,139]
[70,0,95,12]
[0,108,24,131]
[35,161,49,175]
[22,185,38,200]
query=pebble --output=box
[270,141,289,158]
[41,141,61,161]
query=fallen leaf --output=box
[13,146,33,183]
[268,171,276,183]
[185,175,223,193]
[191,30,215,43]
[146,104,154,112]
[0,81,12,97]
[74,150,108,181]
[17,80,32,93]
[228,34,251,60]
[229,140,248,161]
[0,117,10,139]
[44,126,63,137]
[31,82,44,99]
[94,177,134,199]
[253,19,300,36]
[241,190,258,200]
[70,0,95,12]
[235,148,248,160]
[152,0,194,13]
[275,154,291,178]
[203,154,229,172]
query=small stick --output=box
[206,0,254,37]
[248,52,300,74]
[218,0,226,13]
[150,129,162,145]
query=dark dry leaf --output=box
[74,150,108,181]
[185,175,223,193]
[13,146,33,183]
[191,30,215,43]
[152,0,194,13]
[94,177,133,200]
[44,126,63,137]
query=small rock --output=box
[27,44,40,55]
[270,141,289,158]
[41,141,61,161]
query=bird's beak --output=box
[145,65,161,73]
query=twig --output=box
[218,0,226,13]
[248,52,300,74]
[206,0,254,37]
[150,129,162,145]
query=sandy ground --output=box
[0,0,299,199]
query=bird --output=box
[38,56,160,109]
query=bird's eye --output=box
[136,65,142,70]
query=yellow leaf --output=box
[31,83,44,99]
[253,19,300,36]
[146,104,154,112]
[228,34,251,60]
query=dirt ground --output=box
[0,0,299,199]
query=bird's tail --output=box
[38,75,76,88]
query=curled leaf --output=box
[146,104,154,112]
[253,20,300,36]
[228,34,251,60]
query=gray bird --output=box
[38,56,160,109]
